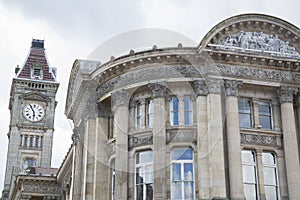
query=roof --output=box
[16,39,57,82]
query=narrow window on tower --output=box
[135,151,153,200]
[35,136,39,148]
[171,148,194,200]
[170,97,179,126]
[24,135,28,147]
[31,63,43,79]
[29,135,33,148]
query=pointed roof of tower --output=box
[16,39,57,82]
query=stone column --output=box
[224,80,244,200]
[278,86,300,199]
[94,102,110,199]
[148,83,167,200]
[206,78,227,199]
[193,80,210,199]
[112,90,130,200]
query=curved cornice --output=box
[199,13,300,53]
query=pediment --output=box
[20,92,51,102]
[199,14,300,59]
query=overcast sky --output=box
[0,0,300,192]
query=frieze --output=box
[166,131,197,143]
[22,181,60,194]
[128,135,153,148]
[213,64,300,83]
[214,31,300,58]
[241,133,277,146]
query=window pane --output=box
[184,182,194,199]
[136,184,143,200]
[242,151,255,163]
[136,151,153,164]
[172,98,179,111]
[184,97,191,110]
[238,99,252,113]
[171,182,182,200]
[242,165,256,183]
[172,163,181,181]
[259,116,272,129]
[184,163,194,181]
[243,184,257,200]
[239,113,252,128]
[263,168,276,185]
[259,102,271,115]
[184,111,192,125]
[145,183,153,200]
[265,186,277,200]
[172,148,193,160]
[173,111,179,125]
[136,167,144,184]
[262,153,275,165]
[145,165,153,183]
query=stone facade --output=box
[3,14,300,200]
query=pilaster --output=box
[224,80,244,200]
[277,86,300,199]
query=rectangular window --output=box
[146,100,154,128]
[20,135,23,146]
[40,136,43,148]
[262,153,279,199]
[242,150,258,200]
[24,136,28,147]
[238,99,253,128]
[258,101,272,129]
[25,158,35,167]
[184,97,192,125]
[136,103,142,129]
[35,136,39,148]
[171,148,194,200]
[135,151,153,200]
[170,97,179,126]
[29,136,33,148]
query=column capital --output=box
[193,80,208,96]
[207,78,224,94]
[277,86,298,103]
[148,82,168,98]
[224,80,243,96]
[112,89,130,106]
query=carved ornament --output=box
[224,80,243,96]
[241,133,277,146]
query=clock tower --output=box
[2,39,59,199]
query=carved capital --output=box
[111,89,130,106]
[278,86,298,103]
[206,78,224,94]
[148,82,168,98]
[224,80,243,96]
[193,80,208,96]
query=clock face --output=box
[23,103,45,122]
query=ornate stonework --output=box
[206,78,224,94]
[278,86,298,103]
[224,80,243,96]
[112,89,130,106]
[128,135,153,148]
[193,80,208,96]
[214,31,300,58]
[166,130,197,143]
[241,133,277,146]
[148,82,168,98]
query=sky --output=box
[0,0,300,192]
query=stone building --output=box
[3,13,300,200]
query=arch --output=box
[199,13,300,57]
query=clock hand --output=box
[29,104,36,119]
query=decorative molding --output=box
[224,80,243,96]
[241,133,277,146]
[166,131,197,143]
[148,82,168,98]
[71,127,80,145]
[128,135,153,148]
[206,78,224,94]
[278,86,298,103]
[111,89,130,107]
[193,80,208,96]
[213,31,300,58]
[22,181,60,194]
[213,64,300,83]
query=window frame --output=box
[170,97,179,126]
[136,102,142,129]
[146,99,154,128]
[258,101,273,130]
[238,98,253,128]
[183,96,193,126]
[170,148,195,200]
[110,159,115,200]
[135,151,153,200]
